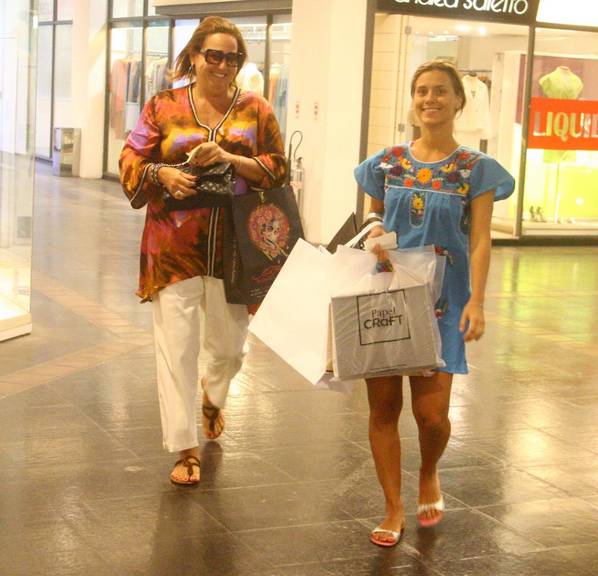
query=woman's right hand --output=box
[157,166,197,200]
[366,224,392,270]
[366,224,386,242]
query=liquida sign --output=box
[377,0,539,24]
[528,97,598,152]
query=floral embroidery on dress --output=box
[382,145,480,197]
[380,145,483,235]
[410,191,426,227]
[416,167,433,184]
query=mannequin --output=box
[539,65,583,100]
[236,62,264,95]
[539,66,583,163]
[454,72,491,150]
[537,66,583,223]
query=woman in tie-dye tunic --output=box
[119,16,287,487]
[120,82,286,302]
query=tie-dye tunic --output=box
[119,85,286,301]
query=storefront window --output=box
[105,11,292,175]
[38,0,54,22]
[0,0,35,340]
[172,19,199,89]
[112,0,144,19]
[57,0,73,21]
[53,24,73,131]
[270,14,291,140]
[106,23,143,175]
[231,15,267,98]
[36,25,53,158]
[145,21,170,100]
[522,28,598,236]
[367,14,529,236]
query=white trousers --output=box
[152,276,249,452]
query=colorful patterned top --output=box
[355,144,514,374]
[119,85,286,301]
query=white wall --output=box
[72,0,108,178]
[286,0,368,244]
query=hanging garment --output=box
[455,75,491,151]
[236,62,264,95]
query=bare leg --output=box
[410,371,453,523]
[366,375,405,543]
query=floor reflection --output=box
[0,166,597,575]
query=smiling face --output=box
[190,32,240,95]
[412,70,464,128]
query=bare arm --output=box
[460,191,494,341]
[226,152,270,182]
[367,197,386,239]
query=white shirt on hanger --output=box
[236,62,264,95]
[455,74,491,141]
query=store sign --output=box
[377,0,540,24]
[528,97,598,152]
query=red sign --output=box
[528,97,598,151]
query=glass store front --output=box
[364,0,598,240]
[105,1,292,177]
[0,0,36,341]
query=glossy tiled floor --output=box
[1,164,598,575]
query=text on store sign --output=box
[528,98,598,152]
[393,0,530,15]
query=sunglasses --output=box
[199,49,245,68]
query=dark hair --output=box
[170,16,248,83]
[410,60,466,113]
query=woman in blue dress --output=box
[354,61,514,547]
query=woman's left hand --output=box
[459,300,485,342]
[189,142,233,167]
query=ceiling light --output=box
[479,26,487,36]
[455,24,472,32]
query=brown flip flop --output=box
[170,455,200,486]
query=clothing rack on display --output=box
[110,55,143,139]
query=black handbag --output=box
[162,162,235,210]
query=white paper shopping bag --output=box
[249,239,332,385]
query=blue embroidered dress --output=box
[355,144,515,374]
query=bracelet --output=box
[365,211,384,222]
[150,163,168,187]
[360,211,384,232]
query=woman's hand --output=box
[158,166,197,200]
[366,225,393,271]
[459,300,485,342]
[367,224,386,242]
[188,141,233,167]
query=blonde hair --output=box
[170,16,248,83]
[410,60,466,113]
